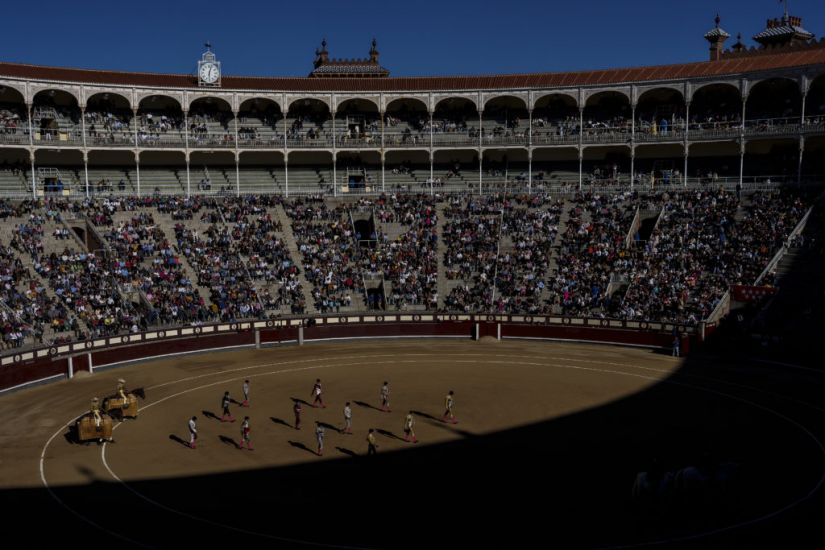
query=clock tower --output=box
[197,43,221,87]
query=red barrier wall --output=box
[1,321,690,393]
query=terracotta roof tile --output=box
[1,46,824,94]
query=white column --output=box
[429,111,434,196]
[28,104,36,198]
[331,110,336,196]
[284,155,289,197]
[381,152,385,193]
[67,356,74,379]
[578,107,584,190]
[185,154,191,198]
[527,109,533,193]
[478,109,483,195]
[135,153,141,197]
[630,146,635,190]
[83,152,90,198]
[527,150,532,193]
[30,151,36,199]
[80,107,88,197]
[684,100,690,186]
[235,156,241,197]
[233,110,240,196]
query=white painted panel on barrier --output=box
[94,339,106,346]
[458,315,470,321]
[626,321,640,329]
[571,318,585,325]
[289,319,301,326]
[145,332,158,340]
[1,357,12,366]
[202,325,215,333]
[421,315,434,321]
[218,325,231,331]
[22,352,33,361]
[512,316,525,322]
[326,318,338,324]
[400,315,413,322]
[610,320,623,328]
[253,322,266,329]
[181,328,194,335]
[36,350,49,358]
[241,323,251,330]
[58,346,70,354]
[363,316,376,322]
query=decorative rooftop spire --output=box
[704,14,730,61]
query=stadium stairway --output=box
[435,202,450,309]
[272,204,317,313]
[1,214,92,342]
[540,200,572,311]
[151,211,219,311]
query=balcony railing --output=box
[189,134,236,149]
[137,132,186,147]
[6,115,825,153]
[0,128,30,145]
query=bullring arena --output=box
[2,324,825,548]
[2,2,825,548]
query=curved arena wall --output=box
[0,314,698,393]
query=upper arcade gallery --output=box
[1,21,825,155]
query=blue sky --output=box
[2,0,823,77]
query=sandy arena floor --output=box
[1,338,823,549]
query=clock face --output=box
[199,62,220,84]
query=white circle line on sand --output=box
[102,356,825,549]
[39,350,824,548]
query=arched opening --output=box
[0,148,31,196]
[189,97,234,148]
[139,151,186,195]
[190,151,236,195]
[636,88,685,140]
[482,96,529,146]
[582,145,631,186]
[805,73,825,122]
[801,136,825,179]
[85,92,133,147]
[689,83,742,137]
[385,98,428,147]
[87,150,136,195]
[433,149,478,193]
[239,151,284,194]
[238,98,283,147]
[336,151,381,194]
[744,139,799,182]
[482,148,529,193]
[432,97,478,147]
[687,141,740,183]
[384,150,430,192]
[0,85,28,146]
[582,91,631,143]
[32,89,81,144]
[747,78,802,121]
[137,95,184,147]
[286,98,331,147]
[634,144,685,186]
[33,149,84,197]
[531,147,579,191]
[287,151,333,195]
[336,98,380,147]
[532,94,579,146]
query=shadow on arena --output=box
[2,340,823,550]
